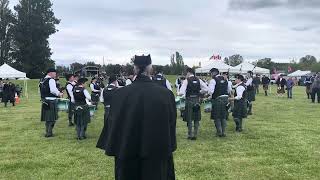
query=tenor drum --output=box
[57,98,69,111]
[89,105,96,117]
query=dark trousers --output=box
[311,88,320,103]
[45,121,55,136]
[234,118,243,132]
[76,122,87,138]
[68,102,74,125]
[254,85,259,94]
[214,119,227,136]
[115,156,175,180]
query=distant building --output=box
[74,66,100,77]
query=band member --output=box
[276,74,287,97]
[153,70,172,91]
[100,75,118,124]
[246,71,254,115]
[0,78,4,100]
[179,68,208,140]
[311,73,320,103]
[253,75,261,94]
[97,55,177,180]
[2,81,16,107]
[73,78,91,140]
[40,68,63,137]
[304,76,313,99]
[262,75,270,96]
[90,77,101,109]
[208,68,231,137]
[65,74,75,126]
[229,75,248,132]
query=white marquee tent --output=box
[0,63,28,98]
[232,62,270,75]
[288,70,311,77]
[195,60,235,73]
[0,63,27,79]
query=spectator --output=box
[286,77,294,99]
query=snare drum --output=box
[57,98,69,111]
[89,105,96,117]
[175,97,186,110]
[203,99,212,113]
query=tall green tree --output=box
[170,52,185,74]
[256,58,274,70]
[226,54,243,66]
[0,0,14,65]
[12,0,60,78]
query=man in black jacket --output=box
[261,75,270,96]
[97,55,177,180]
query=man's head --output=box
[235,74,245,84]
[109,75,117,85]
[78,78,88,86]
[133,55,153,76]
[210,68,219,78]
[186,68,195,77]
[92,77,97,83]
[222,72,229,80]
[65,74,75,82]
[247,71,253,78]
[46,68,57,79]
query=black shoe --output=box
[187,137,192,140]
[68,122,74,126]
[83,136,87,139]
[248,112,252,115]
[222,134,226,137]
[78,137,83,140]
[45,134,49,138]
[191,137,197,140]
[239,128,243,132]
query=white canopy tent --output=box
[288,70,311,77]
[0,63,28,98]
[195,60,235,74]
[232,62,270,75]
[0,63,27,78]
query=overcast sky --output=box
[9,0,320,66]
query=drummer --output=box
[65,74,75,126]
[90,77,101,109]
[39,68,63,138]
[100,75,118,124]
[208,68,231,137]
[73,78,92,140]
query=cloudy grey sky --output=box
[9,0,320,66]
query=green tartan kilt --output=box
[41,99,58,122]
[74,104,91,125]
[184,96,201,122]
[247,90,255,102]
[232,99,247,119]
[211,96,228,120]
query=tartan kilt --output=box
[184,96,201,122]
[74,104,91,125]
[211,96,228,120]
[247,90,255,102]
[91,93,100,103]
[41,99,58,122]
[232,99,247,119]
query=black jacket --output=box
[97,75,177,159]
[276,78,287,87]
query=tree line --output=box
[0,0,59,78]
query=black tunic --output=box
[97,75,177,180]
[2,83,15,103]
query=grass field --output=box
[1,75,320,180]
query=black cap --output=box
[109,75,117,83]
[248,71,253,75]
[222,72,229,75]
[78,78,88,84]
[133,55,152,66]
[65,74,74,81]
[186,68,194,74]
[210,68,219,75]
[46,68,56,74]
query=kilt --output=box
[247,90,255,102]
[232,99,247,119]
[263,84,269,91]
[184,96,201,122]
[74,104,91,125]
[211,96,228,120]
[41,99,58,122]
[91,93,100,103]
[277,87,285,94]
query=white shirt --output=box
[66,82,75,103]
[228,81,233,94]
[90,83,100,93]
[245,78,253,86]
[235,83,246,100]
[165,79,172,91]
[83,89,91,100]
[45,75,60,97]
[179,75,209,96]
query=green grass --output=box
[1,76,320,180]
